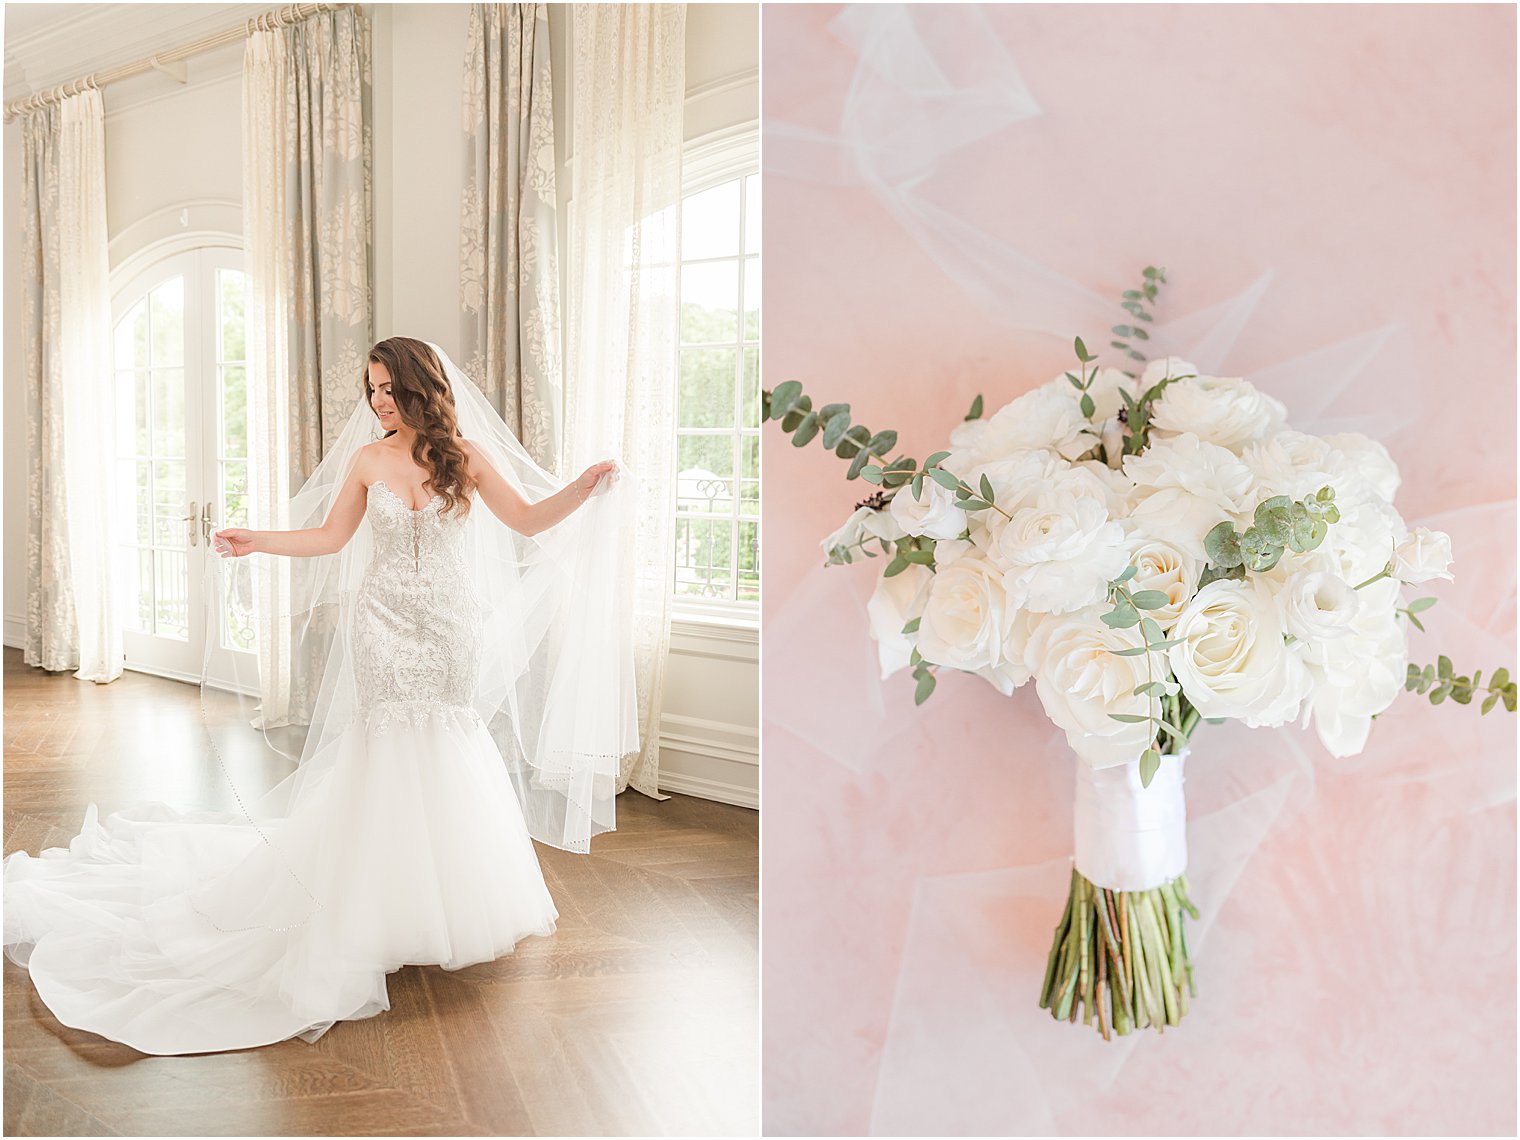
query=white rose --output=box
[1392,527,1454,584]
[1026,607,1159,768]
[1276,569,1360,643]
[1149,373,1287,454]
[866,564,933,679]
[822,505,904,560]
[1300,579,1406,756]
[1315,497,1403,587]
[916,556,1021,678]
[1123,433,1257,561]
[889,479,965,541]
[995,490,1129,614]
[1123,536,1200,630]
[932,537,974,568]
[1167,577,1312,726]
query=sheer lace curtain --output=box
[460,2,564,472]
[243,6,374,725]
[563,4,686,797]
[19,88,122,684]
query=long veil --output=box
[201,341,638,876]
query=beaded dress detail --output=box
[2,483,559,1055]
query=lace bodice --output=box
[351,481,481,715]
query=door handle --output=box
[182,500,199,547]
[202,501,216,544]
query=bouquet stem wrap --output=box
[1040,752,1198,1037]
[1074,753,1187,892]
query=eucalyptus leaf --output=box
[926,450,951,467]
[792,412,821,447]
[858,464,884,485]
[1139,749,1160,788]
[1130,590,1170,610]
[883,557,909,578]
[979,474,996,504]
[768,380,802,419]
[1108,713,1154,724]
[965,395,984,421]
[929,467,961,492]
[914,671,937,706]
[1080,393,1095,418]
[1204,522,1244,569]
[822,412,852,448]
[867,430,898,455]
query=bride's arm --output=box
[466,441,614,537]
[214,453,372,558]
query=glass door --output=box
[112,247,252,684]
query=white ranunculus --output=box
[1167,577,1312,726]
[1123,433,1257,561]
[1123,536,1200,630]
[955,450,1067,551]
[866,564,933,679]
[1314,497,1403,588]
[1277,569,1360,643]
[1241,430,1336,502]
[1300,578,1406,756]
[1086,367,1146,423]
[995,489,1129,614]
[1139,356,1200,389]
[953,383,1096,467]
[1392,527,1454,584]
[1320,432,1401,504]
[889,478,965,541]
[932,537,974,568]
[1149,373,1287,454]
[915,555,1020,678]
[822,506,905,560]
[1026,607,1160,768]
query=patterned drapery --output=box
[461,2,564,472]
[243,6,374,725]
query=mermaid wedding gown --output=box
[3,480,559,1055]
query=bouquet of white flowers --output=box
[767,268,1514,1038]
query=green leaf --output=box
[1108,713,1155,724]
[1143,266,1160,279]
[1492,668,1510,689]
[1101,606,1141,629]
[1074,336,1092,362]
[1112,325,1135,337]
[1080,393,1095,418]
[1130,590,1170,610]
[1505,687,1517,713]
[1430,685,1449,706]
[859,464,884,485]
[883,557,909,578]
[792,412,821,447]
[926,450,951,467]
[911,472,925,500]
[1204,522,1244,569]
[835,424,871,458]
[1407,613,1426,633]
[956,498,991,511]
[902,549,935,565]
[867,430,898,455]
[965,394,984,421]
[1133,681,1169,698]
[1406,597,1437,614]
[914,670,936,706]
[1131,326,1150,341]
[1139,616,1164,645]
[1482,692,1500,714]
[1065,372,1083,389]
[1116,565,1139,584]
[902,617,921,634]
[928,467,961,491]
[1109,645,1151,657]
[1139,749,1160,788]
[768,380,803,419]
[846,448,874,480]
[1438,655,1453,680]
[881,470,912,488]
[979,474,996,504]
[822,411,852,448]
[1123,289,1144,301]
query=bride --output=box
[4,337,636,1055]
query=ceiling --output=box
[4,3,268,103]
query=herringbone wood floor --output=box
[3,648,758,1136]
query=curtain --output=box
[20,88,122,684]
[563,4,686,797]
[243,6,374,725]
[460,2,564,472]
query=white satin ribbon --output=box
[1073,751,1188,892]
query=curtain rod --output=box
[4,2,352,123]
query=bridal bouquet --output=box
[765,268,1516,1038]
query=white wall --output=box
[2,2,760,810]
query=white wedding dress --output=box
[3,479,559,1055]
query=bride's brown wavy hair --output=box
[362,337,476,518]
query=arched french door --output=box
[111,245,254,683]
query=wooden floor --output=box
[2,648,758,1136]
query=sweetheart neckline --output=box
[370,480,442,513]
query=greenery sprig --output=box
[1112,266,1166,367]
[1101,567,1187,787]
[1202,486,1339,580]
[1405,660,1517,713]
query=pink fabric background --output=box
[760,5,1516,1135]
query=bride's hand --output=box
[575,460,618,501]
[214,528,256,558]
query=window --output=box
[674,134,759,617]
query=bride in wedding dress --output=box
[4,337,636,1056]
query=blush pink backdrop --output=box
[760,5,1516,1135]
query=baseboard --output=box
[656,766,758,810]
[4,613,24,650]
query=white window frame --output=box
[672,124,760,629]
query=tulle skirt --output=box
[3,704,557,1056]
